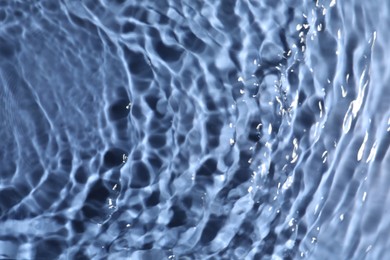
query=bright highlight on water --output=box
[0,0,389,259]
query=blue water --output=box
[0,0,389,259]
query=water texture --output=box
[0,0,389,259]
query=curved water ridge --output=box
[0,0,389,259]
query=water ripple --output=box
[0,0,389,259]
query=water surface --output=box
[0,0,389,259]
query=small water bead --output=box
[103,148,127,168]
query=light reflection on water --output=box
[0,0,389,259]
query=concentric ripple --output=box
[0,0,389,259]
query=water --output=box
[0,0,389,259]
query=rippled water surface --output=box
[1,0,390,259]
